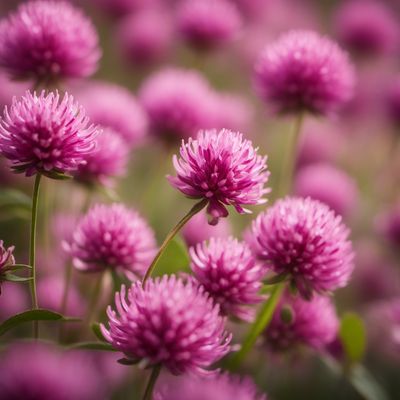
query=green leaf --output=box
[152,237,190,277]
[10,264,32,270]
[91,322,106,342]
[67,342,116,351]
[264,273,288,285]
[0,189,31,220]
[339,312,366,363]
[3,273,32,282]
[0,309,80,336]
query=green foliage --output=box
[339,312,366,364]
[0,189,31,220]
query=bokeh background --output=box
[0,0,399,399]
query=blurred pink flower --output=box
[116,9,173,67]
[176,0,242,51]
[0,1,100,83]
[155,372,267,400]
[75,128,129,187]
[294,163,358,217]
[75,81,148,147]
[265,291,339,351]
[333,0,399,58]
[254,30,355,116]
[101,275,232,374]
[139,68,215,142]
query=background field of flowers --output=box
[0,0,399,399]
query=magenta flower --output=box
[333,0,399,58]
[74,128,129,187]
[182,211,231,247]
[91,0,154,18]
[0,1,100,83]
[177,0,242,51]
[254,30,355,115]
[155,373,266,400]
[101,275,231,375]
[265,291,339,351]
[0,343,101,400]
[190,237,265,321]
[76,81,148,147]
[139,68,215,142]
[249,197,354,298]
[69,203,156,279]
[116,10,172,67]
[294,164,358,217]
[0,91,98,178]
[168,129,270,225]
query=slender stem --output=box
[142,365,162,400]
[229,282,285,370]
[29,173,42,339]
[58,261,73,342]
[85,271,105,325]
[142,199,208,283]
[277,112,305,197]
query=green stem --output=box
[229,282,285,370]
[29,173,42,339]
[142,199,208,283]
[277,112,305,197]
[85,271,105,325]
[59,261,73,342]
[142,365,162,400]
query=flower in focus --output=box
[177,0,242,51]
[0,343,101,400]
[294,163,358,217]
[116,9,173,67]
[139,68,215,142]
[168,129,270,225]
[254,30,355,115]
[0,91,98,178]
[0,1,100,83]
[190,237,265,321]
[367,298,400,362]
[75,81,148,147]
[249,197,354,298]
[101,275,231,375]
[182,210,231,247]
[265,291,339,351]
[333,0,399,58]
[74,129,129,187]
[69,203,156,279]
[155,372,266,400]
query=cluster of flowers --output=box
[0,0,399,399]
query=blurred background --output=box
[0,0,399,399]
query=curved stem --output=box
[229,282,285,370]
[29,173,42,339]
[277,112,305,197]
[142,199,208,284]
[142,365,162,400]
